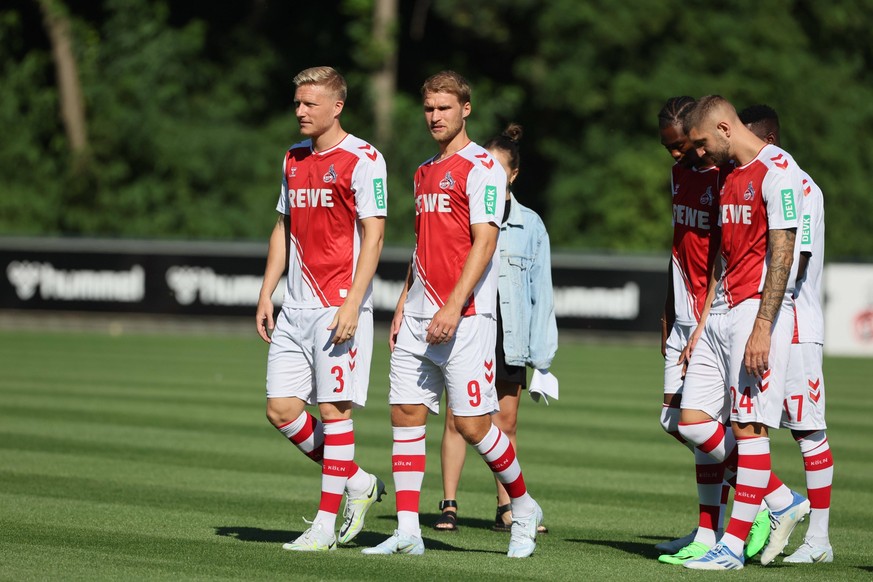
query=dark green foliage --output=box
[2,0,873,259]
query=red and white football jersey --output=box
[795,171,825,344]
[404,142,506,318]
[712,144,804,312]
[276,134,388,308]
[670,164,724,325]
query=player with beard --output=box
[740,104,834,564]
[679,95,810,570]
[654,96,733,564]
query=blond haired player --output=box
[256,66,387,552]
[362,71,543,558]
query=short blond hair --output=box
[421,70,471,104]
[293,66,347,101]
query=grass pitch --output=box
[1,328,871,580]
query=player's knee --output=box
[265,399,299,428]
[265,406,285,428]
[676,419,699,445]
[453,415,491,444]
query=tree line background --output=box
[2,0,873,259]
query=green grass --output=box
[1,328,871,581]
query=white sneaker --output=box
[361,530,425,555]
[507,500,543,558]
[783,540,834,563]
[760,491,811,565]
[282,521,337,552]
[655,528,697,553]
[338,473,386,544]
[683,543,745,570]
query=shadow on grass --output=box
[566,538,661,559]
[378,512,497,532]
[213,526,503,554]
[214,526,301,543]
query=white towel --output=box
[529,369,559,405]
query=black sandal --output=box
[433,499,458,531]
[492,503,513,532]
[492,503,549,533]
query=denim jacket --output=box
[498,194,558,369]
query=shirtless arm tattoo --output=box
[758,228,796,322]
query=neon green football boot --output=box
[744,509,771,559]
[659,541,711,564]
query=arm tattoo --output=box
[758,228,796,322]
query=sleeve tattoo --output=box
[758,228,796,322]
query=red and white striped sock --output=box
[392,425,426,537]
[344,464,371,497]
[474,424,535,517]
[718,482,730,533]
[661,404,695,451]
[678,419,735,462]
[277,411,367,495]
[721,436,771,556]
[692,448,725,547]
[762,473,794,513]
[797,430,833,544]
[313,419,355,530]
[277,410,325,463]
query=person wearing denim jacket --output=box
[498,193,558,372]
[435,123,557,533]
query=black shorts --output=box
[496,299,527,388]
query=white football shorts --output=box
[682,299,794,428]
[780,342,827,431]
[266,306,373,407]
[664,322,694,396]
[389,313,499,417]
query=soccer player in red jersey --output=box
[362,71,543,558]
[679,96,810,570]
[654,96,733,564]
[434,123,557,535]
[740,105,833,564]
[255,66,387,552]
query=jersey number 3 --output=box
[331,366,345,393]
